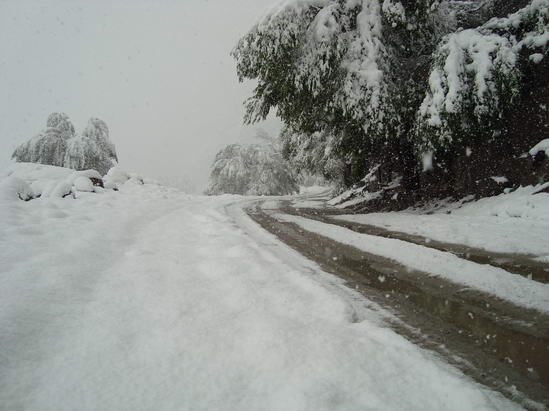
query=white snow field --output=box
[333,183,549,259]
[0,166,520,410]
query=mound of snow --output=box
[0,176,34,202]
[529,139,549,157]
[452,183,549,221]
[3,163,107,199]
[103,167,130,190]
[73,176,95,193]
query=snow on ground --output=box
[298,185,332,196]
[292,199,326,209]
[273,213,549,314]
[334,184,549,258]
[0,167,520,410]
[293,185,333,208]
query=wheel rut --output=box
[247,201,549,409]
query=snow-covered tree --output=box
[233,0,548,190]
[416,0,548,152]
[12,113,75,167]
[64,118,118,175]
[207,141,298,196]
[280,126,346,187]
[233,0,454,165]
[12,114,118,176]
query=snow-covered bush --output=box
[12,112,76,167]
[12,114,118,176]
[207,142,298,196]
[64,118,118,175]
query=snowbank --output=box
[1,163,137,200]
[451,183,549,221]
[103,166,131,190]
[334,183,549,257]
[273,213,549,314]
[529,139,549,157]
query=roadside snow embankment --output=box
[334,184,549,259]
[273,213,549,314]
[2,162,104,199]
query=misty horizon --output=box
[0,0,281,192]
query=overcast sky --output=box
[0,0,281,191]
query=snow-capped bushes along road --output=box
[1,163,135,201]
[233,0,549,205]
[12,113,118,175]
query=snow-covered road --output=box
[0,182,519,410]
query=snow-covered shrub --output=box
[207,143,298,196]
[12,113,76,167]
[64,118,118,175]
